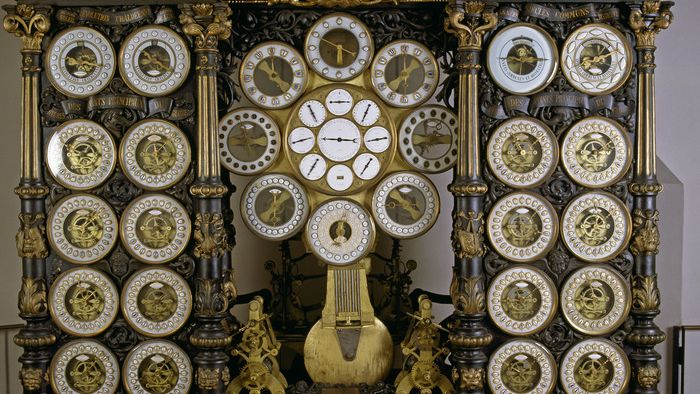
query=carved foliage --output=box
[180,4,232,50]
[16,212,48,259]
[193,212,230,259]
[632,274,660,312]
[450,273,485,314]
[19,367,47,391]
[195,277,228,316]
[637,365,661,389]
[3,5,51,51]
[631,208,660,256]
[443,2,496,50]
[629,0,673,48]
[18,276,47,315]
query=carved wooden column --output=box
[626,1,673,393]
[443,2,495,393]
[179,3,235,393]
[2,5,54,393]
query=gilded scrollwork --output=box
[630,209,660,256]
[451,367,484,391]
[632,274,660,312]
[193,212,230,259]
[451,211,484,260]
[2,5,51,51]
[443,2,497,50]
[18,276,46,316]
[16,212,48,259]
[179,3,232,50]
[629,0,673,49]
[450,273,485,314]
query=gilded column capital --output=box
[629,1,673,50]
[2,5,51,52]
[443,2,497,51]
[179,3,232,51]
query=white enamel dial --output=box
[240,41,308,109]
[326,164,354,192]
[363,126,391,153]
[305,13,374,82]
[325,88,354,115]
[352,153,381,180]
[299,154,327,181]
[371,39,439,108]
[288,127,316,154]
[299,100,327,127]
[306,199,375,266]
[352,99,381,127]
[317,118,361,162]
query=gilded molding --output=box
[193,212,230,259]
[13,334,56,348]
[18,276,46,315]
[190,184,229,198]
[179,3,232,51]
[450,273,485,314]
[267,0,396,6]
[2,5,51,51]
[190,334,233,348]
[448,182,488,195]
[443,2,497,50]
[451,211,484,259]
[14,185,49,199]
[637,365,661,389]
[19,367,47,391]
[447,332,492,348]
[631,209,660,256]
[16,212,48,259]
[629,182,663,195]
[451,367,485,391]
[632,274,660,312]
[627,332,666,346]
[630,0,673,50]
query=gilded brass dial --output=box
[398,105,458,173]
[219,108,281,175]
[50,340,120,394]
[487,339,557,394]
[123,340,192,394]
[560,339,630,394]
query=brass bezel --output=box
[118,25,191,98]
[304,12,375,82]
[560,116,633,189]
[369,39,440,108]
[50,339,120,394]
[486,22,559,96]
[45,26,116,99]
[122,338,193,394]
[486,116,559,189]
[561,23,633,96]
[560,338,631,394]
[397,104,458,174]
[239,40,310,110]
[487,338,557,394]
[119,118,192,191]
[218,107,281,175]
[560,190,632,263]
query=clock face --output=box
[305,13,374,81]
[399,105,458,173]
[46,27,116,98]
[120,119,191,190]
[241,174,310,241]
[50,340,119,394]
[561,191,631,262]
[219,108,280,175]
[486,117,558,189]
[562,24,632,95]
[120,25,190,97]
[123,340,192,394]
[240,41,308,109]
[560,338,630,394]
[305,199,375,266]
[487,23,558,95]
[487,339,557,394]
[284,84,396,195]
[561,117,631,188]
[487,191,558,263]
[371,172,439,239]
[371,39,439,108]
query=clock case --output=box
[3,0,671,393]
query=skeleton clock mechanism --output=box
[2,0,673,393]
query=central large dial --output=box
[285,83,396,195]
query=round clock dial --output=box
[241,174,310,241]
[49,267,119,337]
[120,194,191,264]
[487,266,557,336]
[487,23,558,95]
[371,172,439,239]
[305,13,373,81]
[487,117,558,188]
[562,117,632,188]
[371,40,439,108]
[306,199,375,266]
[46,27,115,98]
[47,119,117,191]
[48,194,118,265]
[561,266,631,336]
[51,340,119,394]
[123,340,192,394]
[561,191,631,262]
[285,84,396,195]
[240,41,308,109]
[487,191,558,262]
[488,339,557,394]
[560,338,630,394]
[219,108,280,175]
[121,119,191,190]
[562,23,632,95]
[120,25,190,97]
[399,105,458,173]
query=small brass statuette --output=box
[395,295,454,394]
[227,297,287,394]
[16,212,48,259]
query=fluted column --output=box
[2,5,54,393]
[179,3,235,393]
[443,2,496,393]
[626,1,673,393]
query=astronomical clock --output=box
[2,0,673,393]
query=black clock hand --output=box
[328,100,351,104]
[361,104,371,123]
[307,104,318,123]
[360,157,373,175]
[322,137,358,143]
[307,158,319,176]
[366,137,388,142]
[292,137,313,144]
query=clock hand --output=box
[360,157,373,176]
[307,158,319,176]
[387,57,421,91]
[366,136,388,142]
[306,104,318,123]
[328,100,351,104]
[257,60,291,92]
[388,189,422,220]
[361,103,371,123]
[412,133,452,146]
[320,38,358,56]
[321,137,357,143]
[291,137,313,144]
